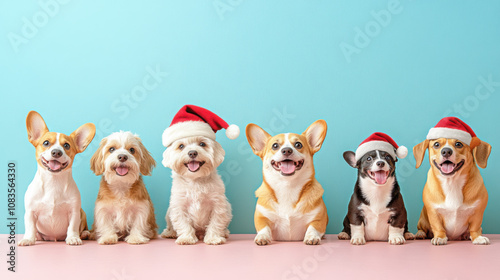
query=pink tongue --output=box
[374,171,388,185]
[48,160,61,170]
[188,161,200,172]
[116,166,129,176]
[280,161,296,174]
[441,163,455,174]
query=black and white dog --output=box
[338,133,415,245]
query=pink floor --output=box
[2,234,500,280]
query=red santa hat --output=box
[162,105,240,147]
[355,132,407,161]
[426,117,476,145]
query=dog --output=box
[413,117,491,245]
[246,120,328,245]
[19,111,95,246]
[89,131,157,245]
[338,132,414,245]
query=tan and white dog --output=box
[89,131,157,245]
[19,111,95,246]
[246,120,329,245]
[414,117,491,245]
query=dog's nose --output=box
[118,154,128,162]
[51,149,62,158]
[188,150,198,159]
[441,148,453,158]
[281,147,293,156]
[376,161,385,168]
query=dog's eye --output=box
[385,155,391,160]
[178,144,184,150]
[272,143,279,150]
[367,156,372,161]
[109,147,115,153]
[433,142,440,148]
[63,143,70,150]
[455,142,463,148]
[199,142,206,147]
[129,148,135,154]
[43,140,49,146]
[294,142,303,149]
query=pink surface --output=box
[2,234,500,280]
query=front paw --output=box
[66,236,83,246]
[18,238,36,246]
[338,232,350,240]
[388,234,405,245]
[404,232,415,240]
[176,234,198,245]
[431,236,448,245]
[415,230,427,239]
[255,234,272,246]
[98,234,118,245]
[472,236,490,245]
[304,235,321,245]
[125,234,149,245]
[350,236,366,245]
[160,228,177,239]
[204,235,226,245]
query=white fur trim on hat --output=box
[225,124,240,139]
[426,127,472,145]
[162,121,216,147]
[355,141,398,161]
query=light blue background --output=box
[1,0,499,235]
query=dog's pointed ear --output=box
[71,123,96,153]
[343,151,358,168]
[413,140,429,169]
[26,111,49,146]
[90,137,107,175]
[135,136,156,176]
[303,120,327,154]
[471,137,491,169]
[246,124,271,158]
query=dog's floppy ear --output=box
[71,123,96,153]
[26,111,49,146]
[343,151,358,168]
[135,136,156,176]
[90,137,107,175]
[413,139,429,169]
[212,141,225,168]
[302,120,327,154]
[471,137,491,169]
[246,124,271,158]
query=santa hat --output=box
[162,105,240,147]
[426,117,476,145]
[355,132,408,161]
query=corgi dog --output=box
[246,120,328,245]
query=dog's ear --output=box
[71,123,96,153]
[135,136,156,176]
[212,141,225,168]
[90,137,107,175]
[26,111,49,146]
[413,140,429,169]
[161,148,171,169]
[246,124,271,158]
[343,151,358,168]
[302,120,327,154]
[471,137,491,169]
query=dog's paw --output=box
[472,236,490,245]
[125,234,149,245]
[18,238,36,246]
[404,232,415,240]
[204,235,226,245]
[80,230,90,240]
[97,234,118,245]
[175,234,198,245]
[304,235,321,245]
[338,232,350,240]
[431,236,448,245]
[160,228,177,239]
[389,234,405,245]
[415,230,427,239]
[66,236,83,246]
[350,236,366,245]
[255,234,272,246]
[224,228,230,238]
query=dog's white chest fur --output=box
[434,175,478,239]
[358,177,394,241]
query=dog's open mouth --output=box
[271,159,304,176]
[434,159,465,176]
[368,170,390,185]
[114,165,129,176]
[41,157,68,172]
[185,161,205,172]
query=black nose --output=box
[188,150,198,159]
[51,149,62,158]
[376,161,385,167]
[441,148,453,158]
[281,147,293,156]
[118,154,128,162]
